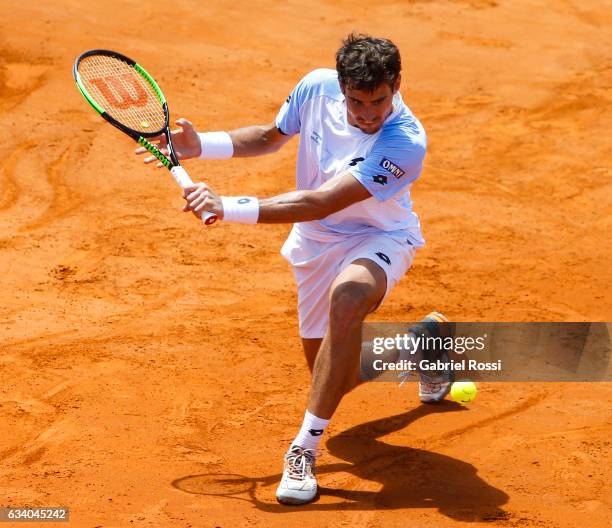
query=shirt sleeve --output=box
[275,69,327,136]
[349,129,427,202]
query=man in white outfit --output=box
[137,33,452,505]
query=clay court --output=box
[1,1,611,526]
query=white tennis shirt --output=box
[276,68,426,246]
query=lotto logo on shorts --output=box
[379,158,405,178]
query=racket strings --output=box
[78,55,166,133]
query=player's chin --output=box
[358,123,381,134]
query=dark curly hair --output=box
[335,33,401,92]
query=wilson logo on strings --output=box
[89,74,148,109]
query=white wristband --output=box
[221,196,259,224]
[198,131,234,159]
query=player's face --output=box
[342,78,399,134]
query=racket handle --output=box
[170,166,218,226]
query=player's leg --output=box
[276,258,385,505]
[307,258,386,418]
[277,234,413,505]
[302,332,367,391]
[301,338,322,374]
[303,315,453,401]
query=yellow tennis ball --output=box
[451,381,477,405]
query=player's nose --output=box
[361,108,378,123]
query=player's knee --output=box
[329,282,372,331]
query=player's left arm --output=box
[183,128,427,223]
[258,171,371,223]
[182,170,371,223]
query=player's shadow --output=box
[173,402,509,521]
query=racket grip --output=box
[170,166,218,226]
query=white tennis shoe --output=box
[418,373,453,403]
[275,445,318,505]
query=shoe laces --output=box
[285,446,318,480]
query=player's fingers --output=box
[190,194,208,210]
[185,189,199,201]
[183,184,208,199]
[184,191,199,203]
[147,133,165,143]
[182,184,199,194]
[186,188,208,203]
[194,200,210,214]
[183,182,208,197]
[175,118,194,130]
[144,156,167,168]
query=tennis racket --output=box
[73,49,217,225]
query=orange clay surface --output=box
[1,1,611,526]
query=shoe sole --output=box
[276,491,319,505]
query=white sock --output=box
[291,410,330,451]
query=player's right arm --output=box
[228,122,292,157]
[135,118,290,166]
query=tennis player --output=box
[137,33,452,505]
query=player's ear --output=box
[393,74,401,94]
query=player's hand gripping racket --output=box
[73,49,217,225]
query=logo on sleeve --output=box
[375,252,391,265]
[379,158,405,179]
[373,175,388,185]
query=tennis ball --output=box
[451,380,477,405]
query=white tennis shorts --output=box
[281,225,417,339]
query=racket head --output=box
[73,49,169,139]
